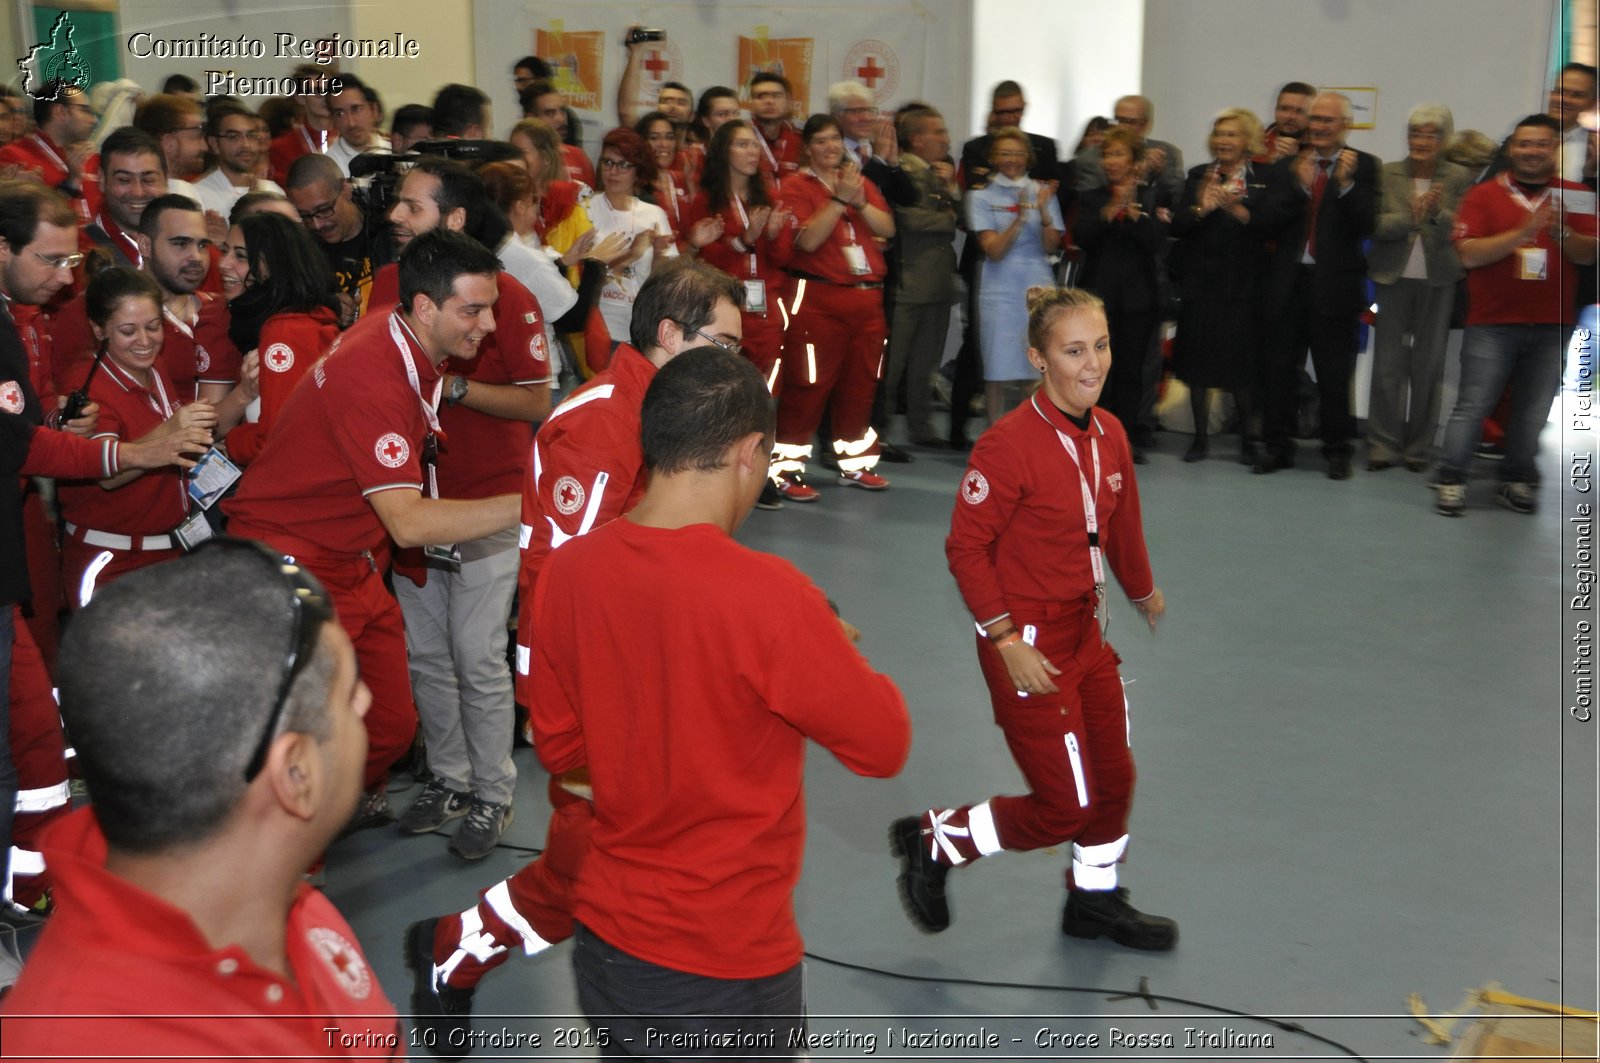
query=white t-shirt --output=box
[585,193,677,340]
[326,134,392,181]
[192,168,285,220]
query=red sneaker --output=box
[773,473,820,502]
[839,469,890,491]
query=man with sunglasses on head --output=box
[0,541,399,1056]
[225,229,522,834]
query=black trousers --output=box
[1262,266,1359,459]
[573,923,806,1060]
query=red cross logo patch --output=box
[0,380,22,415]
[553,475,585,516]
[264,343,294,373]
[374,432,410,469]
[961,468,989,505]
[1107,472,1123,493]
[194,344,211,373]
[306,927,372,1001]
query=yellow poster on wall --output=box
[737,27,813,118]
[536,21,605,111]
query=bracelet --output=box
[831,194,850,206]
[992,631,1023,650]
[986,623,1017,643]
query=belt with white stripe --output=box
[64,522,175,551]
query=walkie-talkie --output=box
[59,339,107,423]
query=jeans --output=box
[572,923,806,1059]
[1437,323,1566,484]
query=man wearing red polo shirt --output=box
[225,229,520,828]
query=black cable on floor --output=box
[802,950,1370,1062]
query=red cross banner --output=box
[621,36,685,121]
[842,39,899,103]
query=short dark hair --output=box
[85,266,162,326]
[397,227,501,316]
[228,212,339,352]
[514,56,552,79]
[660,81,691,100]
[137,192,203,239]
[406,156,486,235]
[205,100,255,138]
[430,83,490,137]
[1514,113,1563,135]
[800,112,841,143]
[0,181,77,251]
[991,80,1024,104]
[33,82,84,126]
[1560,62,1598,86]
[1279,81,1317,100]
[134,192,201,240]
[258,96,304,138]
[56,545,337,853]
[161,73,199,95]
[629,258,743,354]
[749,71,791,96]
[133,94,201,139]
[895,104,939,150]
[391,103,434,139]
[100,126,167,175]
[642,346,774,474]
[285,150,344,193]
[330,73,381,114]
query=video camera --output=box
[349,139,521,234]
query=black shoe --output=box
[1366,458,1394,472]
[755,481,785,511]
[1182,439,1208,463]
[1239,442,1260,467]
[819,451,840,471]
[1252,451,1293,475]
[406,918,477,1058]
[1061,887,1177,951]
[1132,448,1149,465]
[1327,455,1351,480]
[948,434,972,452]
[878,442,914,464]
[890,817,950,933]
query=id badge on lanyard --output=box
[841,219,870,275]
[1506,177,1552,282]
[731,197,769,314]
[1053,421,1110,643]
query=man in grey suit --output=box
[1074,95,1185,205]
[1365,103,1473,472]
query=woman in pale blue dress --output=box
[967,127,1064,420]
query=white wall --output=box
[970,0,1144,150]
[1141,0,1558,170]
[118,1,352,95]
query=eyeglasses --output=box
[599,157,635,170]
[993,107,1025,119]
[34,250,84,270]
[193,539,333,781]
[175,125,204,136]
[840,106,879,118]
[677,321,742,355]
[297,187,346,224]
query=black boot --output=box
[1061,887,1177,950]
[890,817,951,933]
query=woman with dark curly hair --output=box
[217,212,339,465]
[634,110,693,245]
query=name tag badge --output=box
[1518,246,1548,281]
[842,243,870,275]
[188,447,241,510]
[743,279,768,315]
[173,509,216,552]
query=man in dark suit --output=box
[948,83,1058,448]
[1254,92,1378,479]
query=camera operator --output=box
[284,153,394,325]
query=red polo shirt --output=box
[777,169,888,284]
[1453,174,1598,326]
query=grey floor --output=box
[313,405,1594,1061]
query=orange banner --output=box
[536,22,605,112]
[737,30,814,119]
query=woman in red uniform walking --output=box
[58,269,240,606]
[769,113,895,502]
[891,286,1176,950]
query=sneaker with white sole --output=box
[840,469,889,491]
[399,778,472,834]
[1495,481,1536,514]
[1435,482,1466,516]
[755,481,785,510]
[772,472,819,503]
[340,785,395,837]
[448,799,513,861]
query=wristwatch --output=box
[446,375,470,406]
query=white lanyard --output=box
[162,301,197,340]
[731,195,759,275]
[1503,173,1553,218]
[29,133,68,174]
[1048,404,1109,639]
[300,124,328,154]
[107,358,178,421]
[757,129,780,173]
[387,311,443,498]
[98,214,142,267]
